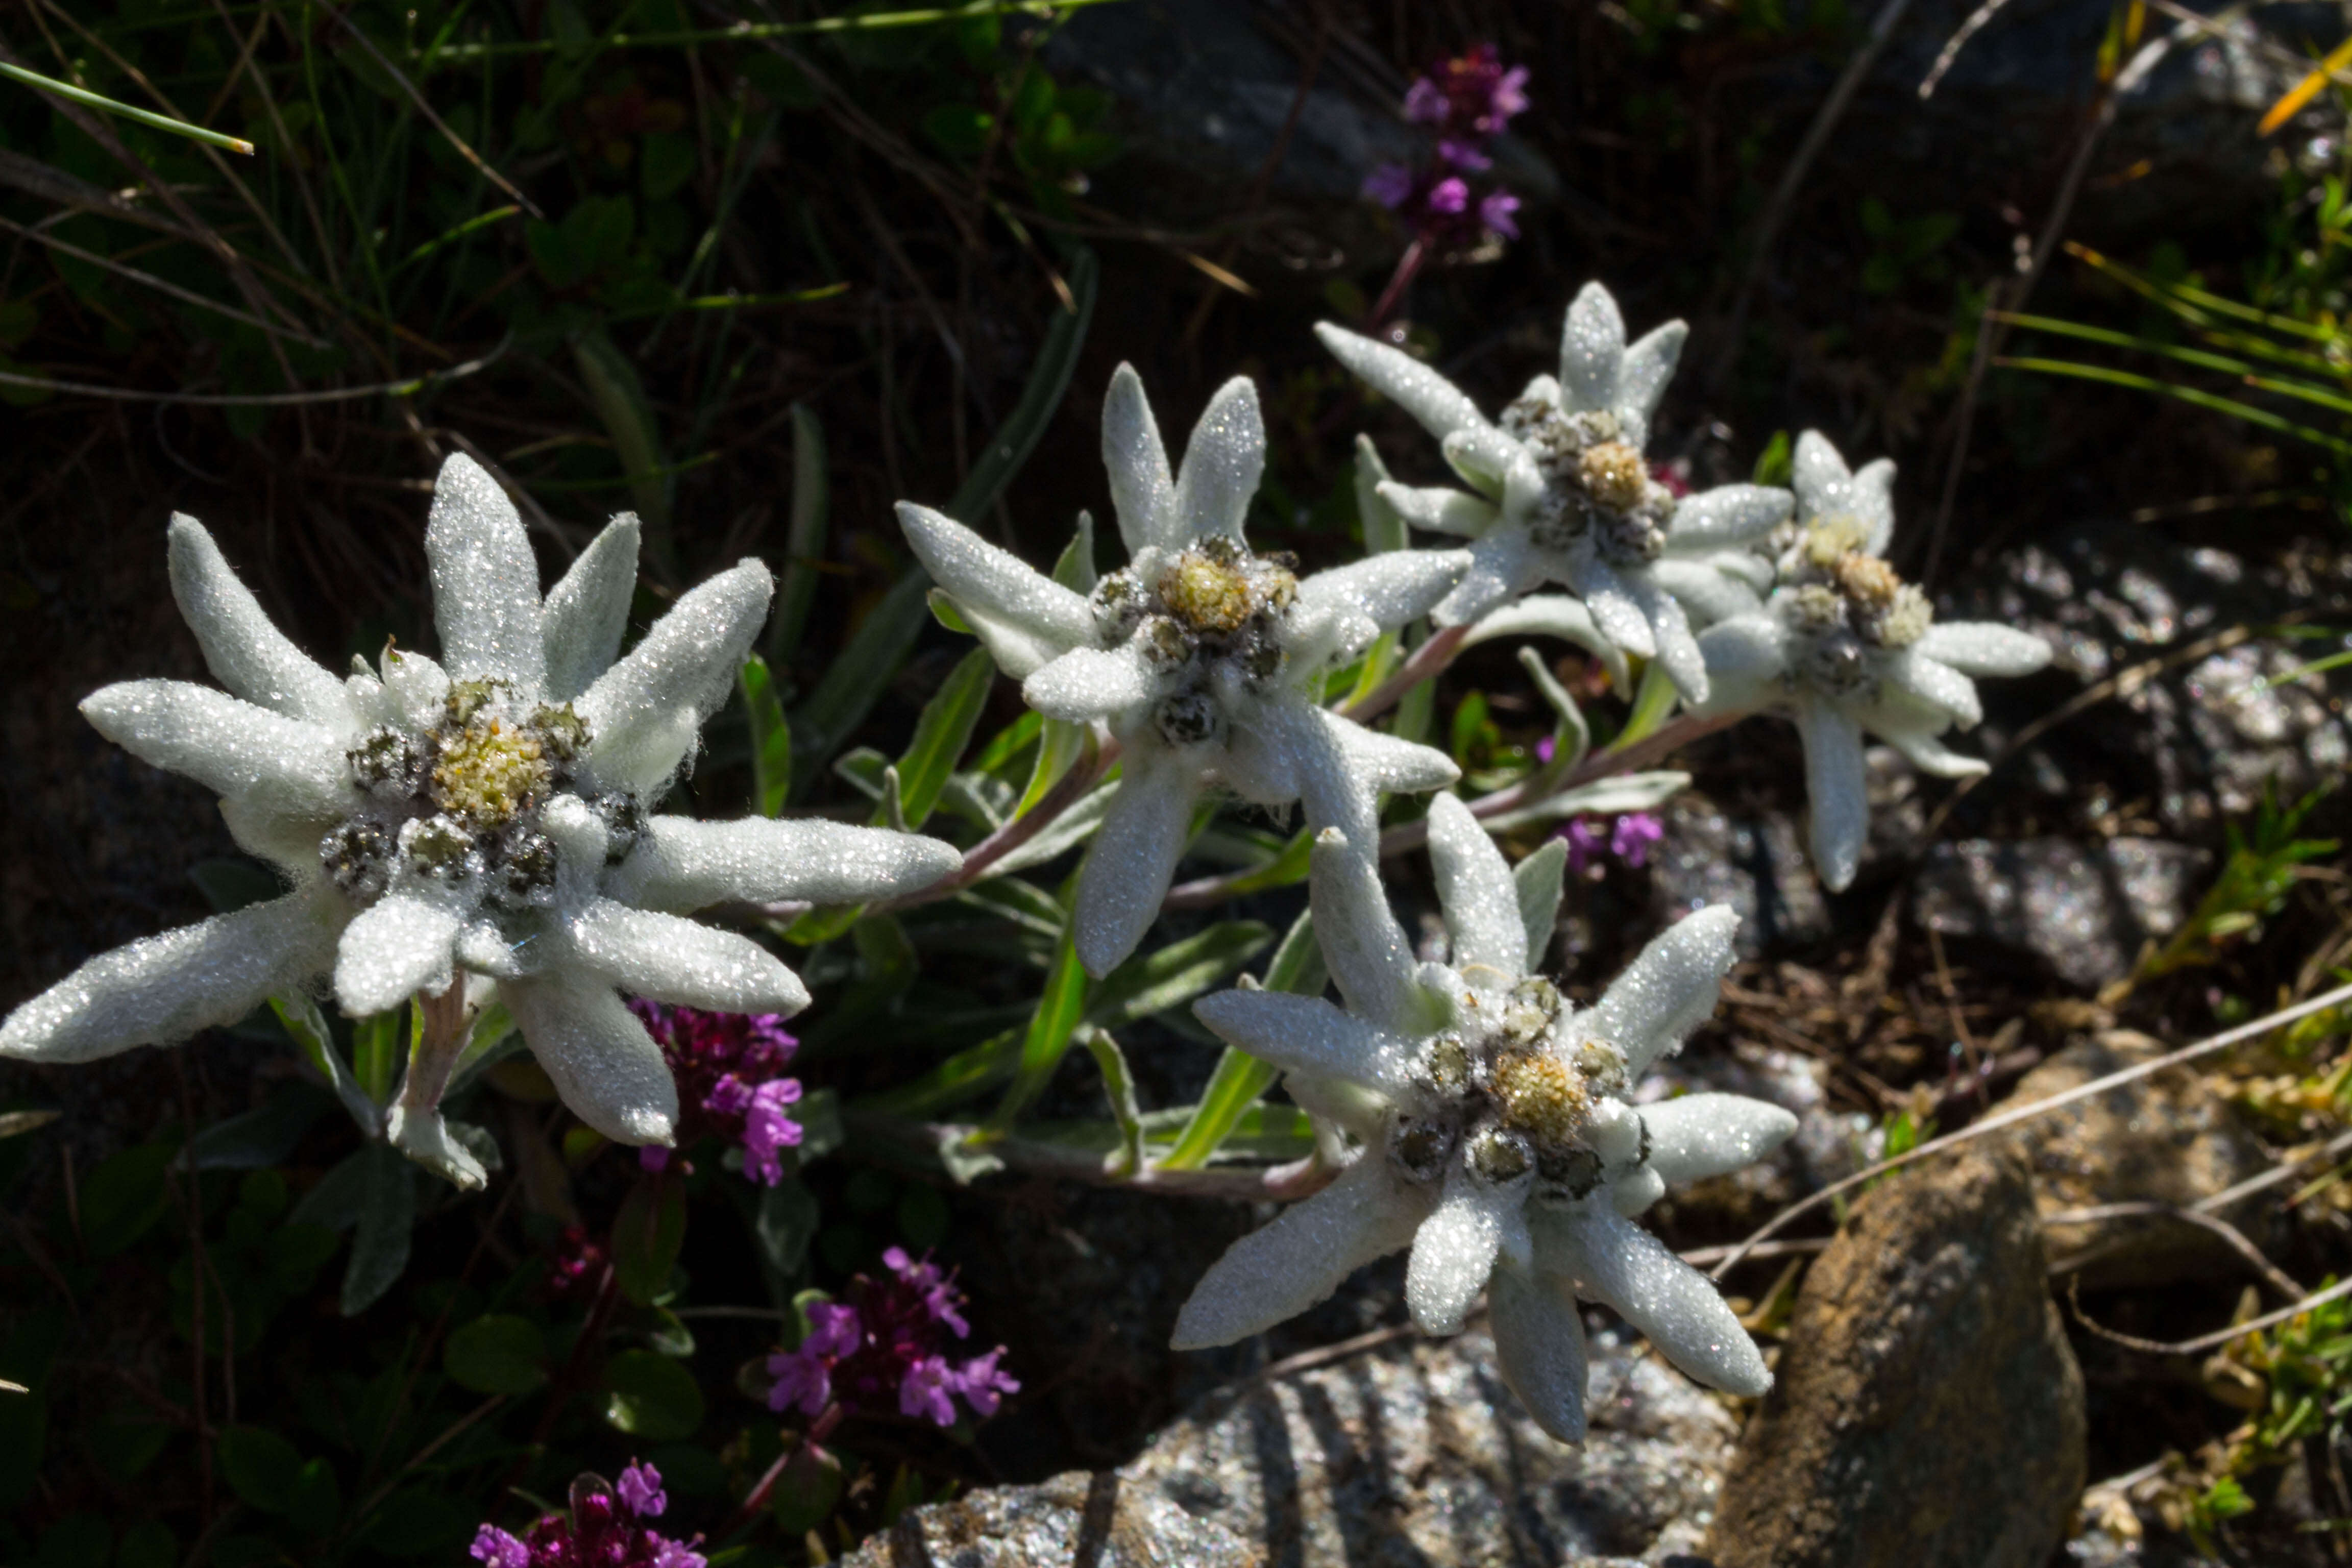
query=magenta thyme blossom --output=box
[471,1464,704,1568]
[1561,811,1665,875]
[1403,43,1530,137]
[766,1247,1018,1427]
[1361,43,1531,325]
[626,1002,802,1184]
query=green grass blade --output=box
[1155,906,1322,1171]
[1081,1027,1145,1177]
[1997,356,2352,456]
[887,646,995,830]
[987,922,1090,1132]
[572,327,673,534]
[740,655,792,817]
[771,403,829,666]
[1085,922,1273,1031]
[851,1028,1023,1119]
[0,59,255,154]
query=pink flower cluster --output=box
[766,1247,1019,1428]
[471,1462,704,1568]
[628,1002,803,1185]
[1363,44,1528,248]
[1561,812,1665,875]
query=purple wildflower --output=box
[765,1250,1017,1428]
[1479,189,1521,240]
[1364,43,1528,265]
[1361,163,1414,209]
[1435,138,1491,173]
[628,1002,801,1185]
[616,1460,667,1518]
[1562,818,1609,876]
[471,1526,530,1568]
[474,1466,704,1568]
[1611,813,1664,868]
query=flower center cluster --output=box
[1387,973,1636,1206]
[1497,399,1675,564]
[323,671,640,911]
[1088,535,1301,747]
[1769,517,1934,698]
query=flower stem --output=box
[1367,237,1428,332]
[877,732,1120,912]
[1339,622,1468,725]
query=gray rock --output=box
[863,1326,1737,1567]
[1706,1146,2087,1568]
[2007,1030,2275,1289]
[1909,836,2210,989]
[1650,800,1831,958]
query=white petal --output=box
[1640,1093,1800,1186]
[1914,621,2052,677]
[1426,793,1526,975]
[1102,363,1178,553]
[1791,429,1853,517]
[81,681,349,825]
[334,886,468,1018]
[501,975,678,1145]
[1885,650,1983,727]
[426,453,548,696]
[1171,1155,1426,1349]
[947,594,1063,681]
[1331,719,1460,796]
[1288,704,1381,851]
[1650,557,1766,629]
[541,512,641,701]
[1584,903,1738,1077]
[1460,594,1629,691]
[1669,484,1793,548]
[1192,990,1413,1094]
[387,1102,487,1190]
[1072,747,1200,976]
[1314,322,1493,443]
[1488,1260,1590,1442]
[1694,616,1791,717]
[1540,1206,1769,1395]
[1616,320,1687,427]
[1172,376,1265,544]
[1558,282,1627,416]
[1874,723,1991,780]
[578,559,774,795]
[1852,457,1898,556]
[381,649,450,732]
[1299,550,1472,632]
[1795,695,1868,892]
[1609,1165,1668,1217]
[1433,527,1545,627]
[1023,643,1156,724]
[1441,425,1523,491]
[1514,839,1567,973]
[1622,568,1708,703]
[608,815,961,912]
[1308,826,1421,1029]
[1406,1164,1518,1335]
[560,898,809,1014]
[167,517,355,732]
[1571,554,1657,658]
[0,888,341,1063]
[898,502,1092,651]
[1378,483,1499,538]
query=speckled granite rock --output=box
[857,1326,1737,1567]
[1649,800,1830,957]
[2006,1031,2275,1288]
[1706,1146,2086,1568]
[1909,836,2209,989]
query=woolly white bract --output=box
[899,363,1473,976]
[0,454,960,1185]
[1317,281,1791,701]
[1694,431,2053,891]
[1170,795,1794,1441]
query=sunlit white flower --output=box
[1694,432,2051,891]
[1318,282,1792,699]
[1,455,959,1185]
[1172,797,1793,1441]
[899,365,1472,975]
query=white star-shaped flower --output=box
[1694,432,2052,891]
[1317,282,1793,700]
[899,365,1473,976]
[1170,796,1794,1441]
[2,454,959,1185]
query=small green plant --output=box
[2128,783,2339,990]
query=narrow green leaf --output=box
[955,877,1065,936]
[350,1011,401,1110]
[770,403,829,665]
[969,710,1044,779]
[1085,922,1273,1030]
[1263,906,1330,998]
[1050,511,1097,593]
[183,1086,333,1172]
[1155,907,1319,1171]
[1519,645,1590,775]
[741,655,792,817]
[341,1144,415,1315]
[0,60,256,154]
[1017,716,1090,817]
[988,924,1090,1130]
[273,992,381,1134]
[789,569,929,795]
[1081,1027,1145,1177]
[572,327,672,530]
[854,1028,1024,1118]
[1514,840,1568,972]
[0,1109,58,1142]
[1999,356,2352,456]
[889,646,995,829]
[950,248,1099,521]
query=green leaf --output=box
[788,568,930,796]
[1751,429,1793,486]
[287,1457,341,1538]
[272,992,381,1134]
[1514,840,1569,971]
[922,103,994,159]
[855,1028,1023,1118]
[768,1442,844,1534]
[341,1144,415,1315]
[1050,512,1097,593]
[949,247,1098,523]
[351,1010,401,1109]
[444,1314,549,1395]
[640,131,696,200]
[1519,646,1590,776]
[190,856,281,912]
[184,1085,333,1171]
[1156,907,1319,1171]
[612,1173,688,1306]
[1085,922,1273,1030]
[955,876,1064,936]
[1263,905,1330,997]
[218,1424,304,1512]
[741,654,792,817]
[988,923,1090,1130]
[573,326,672,529]
[1017,716,1091,817]
[1081,1027,1144,1177]
[889,646,995,829]
[79,1143,172,1258]
[752,1176,819,1280]
[604,1348,704,1440]
[796,1087,844,1161]
[770,403,829,665]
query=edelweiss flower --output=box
[1,455,959,1184]
[1172,797,1795,1441]
[1694,432,2052,891]
[899,365,1472,975]
[1317,282,1792,699]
